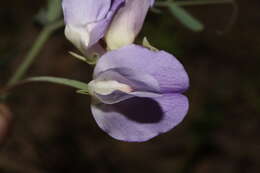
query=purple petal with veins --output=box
[94,44,189,93]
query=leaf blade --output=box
[27,76,89,91]
[168,3,204,32]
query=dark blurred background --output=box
[0,0,260,173]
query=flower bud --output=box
[64,24,90,53]
[105,0,154,50]
[62,0,124,54]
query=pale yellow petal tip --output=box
[65,24,90,53]
[88,80,133,96]
[105,29,136,50]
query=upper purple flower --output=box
[88,44,189,142]
[105,0,155,50]
[62,0,124,53]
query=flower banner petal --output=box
[94,44,189,93]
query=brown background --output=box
[0,0,259,173]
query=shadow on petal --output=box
[111,97,164,123]
[91,93,188,142]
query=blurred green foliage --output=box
[35,0,62,25]
[168,3,204,32]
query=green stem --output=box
[175,0,233,6]
[155,1,169,7]
[7,20,64,86]
[155,0,233,7]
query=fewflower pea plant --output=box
[0,0,236,142]
[60,0,189,141]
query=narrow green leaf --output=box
[168,3,204,32]
[27,76,89,90]
[175,0,233,6]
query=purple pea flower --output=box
[105,0,155,50]
[62,0,124,54]
[88,44,189,142]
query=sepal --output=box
[142,37,158,51]
[69,51,99,65]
